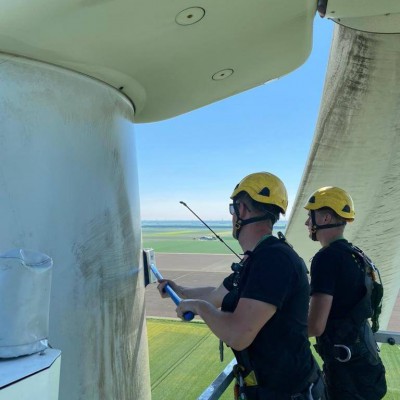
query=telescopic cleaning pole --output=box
[149,263,195,321]
[180,201,242,260]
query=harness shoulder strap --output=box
[324,241,384,335]
[351,245,384,332]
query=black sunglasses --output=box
[229,202,240,215]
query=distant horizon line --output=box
[141,219,288,223]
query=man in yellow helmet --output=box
[158,172,326,399]
[305,186,387,400]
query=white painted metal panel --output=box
[0,354,61,400]
[286,25,400,330]
[332,14,400,34]
[0,349,61,398]
[0,55,150,400]
[0,0,316,122]
[325,0,400,18]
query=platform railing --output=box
[197,330,400,400]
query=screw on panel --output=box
[212,69,234,81]
[175,7,205,26]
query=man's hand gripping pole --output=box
[150,263,195,321]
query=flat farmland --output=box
[142,226,241,255]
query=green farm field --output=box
[142,223,287,255]
[147,318,400,400]
[147,318,234,400]
[142,226,241,254]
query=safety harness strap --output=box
[314,240,384,364]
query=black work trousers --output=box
[323,356,386,400]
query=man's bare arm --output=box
[177,297,277,350]
[308,293,333,337]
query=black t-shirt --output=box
[222,236,314,393]
[310,239,366,320]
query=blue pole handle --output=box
[150,263,195,321]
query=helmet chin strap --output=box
[310,210,346,241]
[233,211,276,240]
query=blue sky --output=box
[135,17,334,221]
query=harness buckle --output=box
[334,344,352,362]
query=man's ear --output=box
[236,202,244,218]
[238,202,250,218]
[323,212,333,223]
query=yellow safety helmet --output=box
[304,186,355,221]
[230,172,288,215]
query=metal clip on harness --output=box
[233,365,247,400]
[334,344,352,362]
